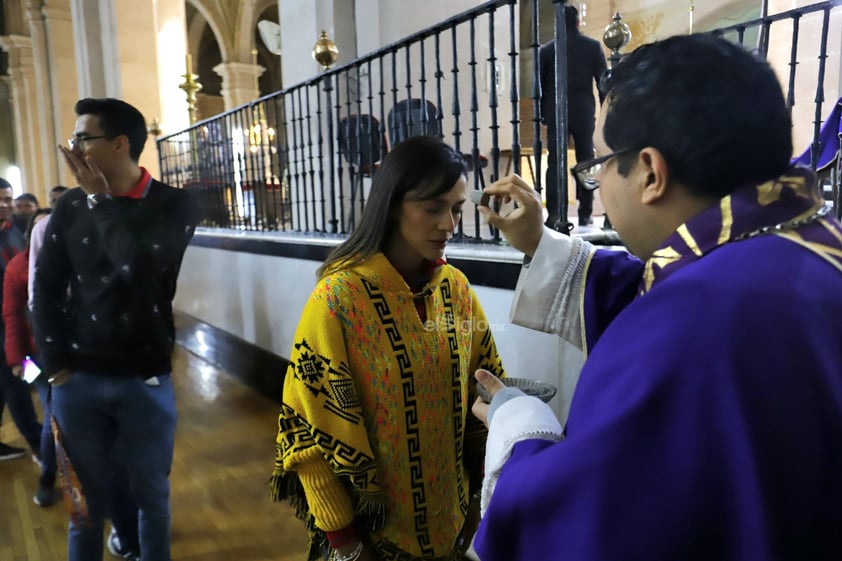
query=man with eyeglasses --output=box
[471,34,842,561]
[32,98,198,561]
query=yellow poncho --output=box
[271,254,505,560]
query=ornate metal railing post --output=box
[601,13,631,231]
[550,0,570,233]
[603,12,631,70]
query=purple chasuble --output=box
[474,169,842,561]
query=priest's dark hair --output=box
[600,34,792,199]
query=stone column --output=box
[0,77,16,173]
[153,0,190,136]
[24,1,80,195]
[0,34,46,198]
[65,0,190,174]
[111,0,162,174]
[40,3,79,163]
[212,62,265,110]
[116,0,191,167]
[68,0,113,97]
[279,0,321,85]
[25,4,58,193]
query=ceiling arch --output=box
[234,0,278,62]
[185,0,230,60]
[186,5,207,63]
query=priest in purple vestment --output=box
[471,34,842,561]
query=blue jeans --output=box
[52,372,177,561]
[34,380,56,486]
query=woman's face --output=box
[393,176,467,265]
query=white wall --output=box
[174,238,585,421]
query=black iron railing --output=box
[712,0,841,218]
[157,0,842,238]
[157,0,549,241]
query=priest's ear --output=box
[637,147,669,205]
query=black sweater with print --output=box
[32,182,198,377]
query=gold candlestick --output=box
[179,53,203,124]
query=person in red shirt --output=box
[3,208,58,505]
[0,177,39,463]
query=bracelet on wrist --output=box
[326,525,359,548]
[331,540,363,561]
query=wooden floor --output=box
[0,345,308,561]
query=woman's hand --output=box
[11,364,23,378]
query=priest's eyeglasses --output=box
[571,147,639,191]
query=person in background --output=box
[472,34,842,561]
[28,185,69,308]
[271,136,505,561]
[0,177,40,463]
[539,4,607,228]
[32,97,198,561]
[49,185,69,208]
[13,193,39,232]
[3,208,58,506]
